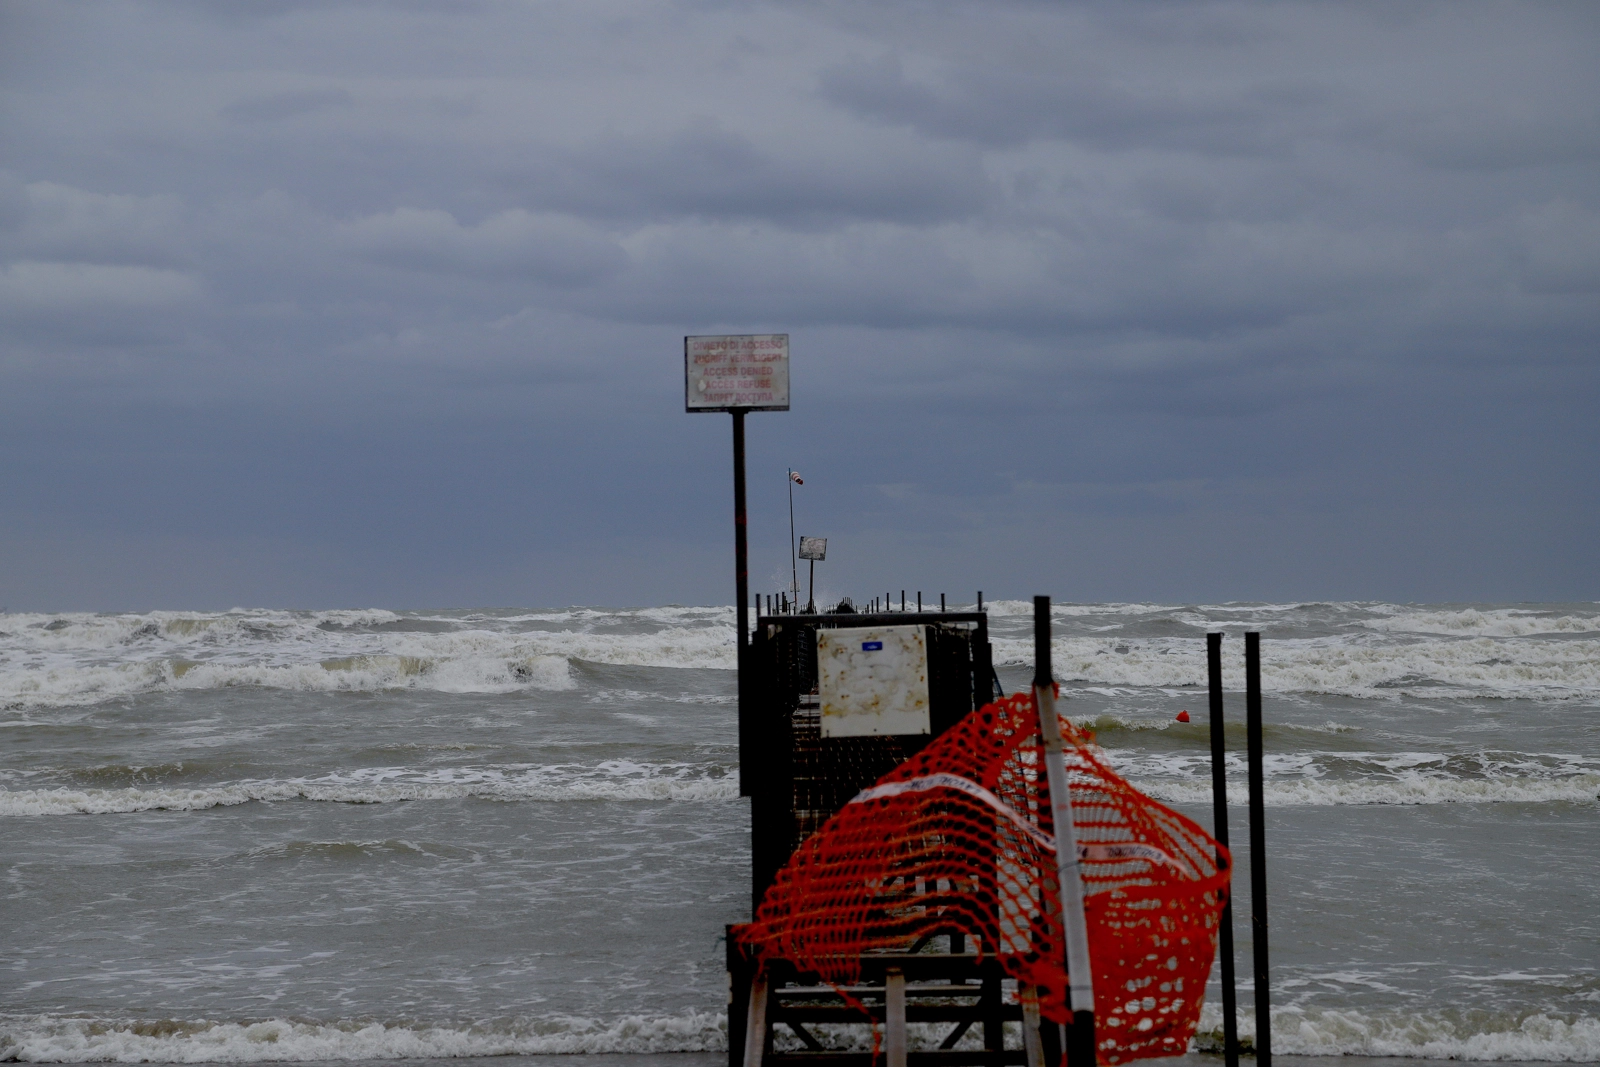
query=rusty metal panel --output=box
[798,536,826,561]
[817,625,930,738]
[684,334,789,412]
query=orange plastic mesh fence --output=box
[736,690,1231,1065]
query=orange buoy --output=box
[1176,710,1190,723]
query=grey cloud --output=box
[1513,200,1600,296]
[0,261,199,310]
[513,119,990,227]
[3,179,189,268]
[551,208,1430,342]
[1365,109,1600,173]
[340,207,626,286]
[160,0,488,26]
[219,87,354,123]
[0,176,201,343]
[817,53,1327,155]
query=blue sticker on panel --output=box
[861,641,883,651]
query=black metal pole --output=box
[1033,596,1051,688]
[733,410,748,654]
[1246,631,1271,1067]
[1208,633,1240,1067]
[807,558,815,613]
[732,410,751,801]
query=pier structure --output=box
[728,603,1043,1067]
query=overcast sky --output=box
[2,0,1596,611]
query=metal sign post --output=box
[686,334,789,795]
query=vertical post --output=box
[978,591,983,612]
[981,961,1004,1067]
[742,970,769,1067]
[941,593,946,611]
[1021,986,1045,1067]
[733,411,749,656]
[1246,632,1271,1067]
[733,411,752,806]
[1207,634,1239,1067]
[807,558,815,613]
[884,967,907,1067]
[1034,596,1095,1067]
[727,926,751,1067]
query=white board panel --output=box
[684,334,789,411]
[817,625,930,738]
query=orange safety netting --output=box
[736,691,1231,1065]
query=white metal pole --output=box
[1034,595,1096,1066]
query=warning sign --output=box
[684,335,789,412]
[817,625,931,738]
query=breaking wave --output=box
[0,607,742,710]
[1366,606,1600,638]
[1196,1004,1600,1061]
[1136,774,1600,807]
[4,1006,1596,1062]
[0,761,740,816]
[990,633,1600,701]
[4,653,578,707]
[6,603,1599,708]
[0,1011,726,1062]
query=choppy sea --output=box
[1,601,1597,1064]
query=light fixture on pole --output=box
[788,470,803,611]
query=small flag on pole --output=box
[790,471,804,484]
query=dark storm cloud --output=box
[1,0,1596,608]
